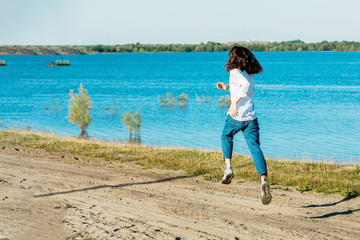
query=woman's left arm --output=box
[229,96,241,118]
[229,70,250,118]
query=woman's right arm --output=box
[216,82,229,90]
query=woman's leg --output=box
[242,118,271,205]
[242,119,267,177]
[221,115,242,184]
[221,117,234,162]
[221,115,243,163]
[224,158,231,170]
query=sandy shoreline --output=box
[0,143,359,239]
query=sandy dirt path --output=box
[0,144,359,240]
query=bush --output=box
[121,110,143,138]
[196,94,211,102]
[217,95,231,107]
[158,92,189,108]
[67,83,93,137]
[158,92,177,105]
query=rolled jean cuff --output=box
[259,172,267,177]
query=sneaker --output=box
[221,167,234,184]
[261,181,272,205]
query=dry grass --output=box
[1,130,359,197]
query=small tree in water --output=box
[121,110,143,143]
[133,111,143,136]
[217,95,231,107]
[67,83,93,137]
[158,92,189,108]
[122,111,136,136]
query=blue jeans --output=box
[221,115,267,176]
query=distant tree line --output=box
[1,40,360,54]
[246,40,360,52]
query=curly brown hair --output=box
[225,46,263,74]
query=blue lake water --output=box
[0,52,359,163]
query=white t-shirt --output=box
[227,69,257,121]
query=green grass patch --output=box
[1,130,359,196]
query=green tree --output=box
[121,110,143,142]
[133,111,143,135]
[158,92,178,105]
[178,93,189,105]
[67,83,93,137]
[122,111,136,136]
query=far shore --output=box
[0,50,82,55]
[1,40,360,55]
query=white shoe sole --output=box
[221,173,234,184]
[261,182,272,205]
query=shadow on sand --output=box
[34,174,198,198]
[301,195,358,208]
[309,209,360,219]
[301,195,359,219]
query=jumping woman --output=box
[216,46,272,205]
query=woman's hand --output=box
[229,104,238,118]
[229,96,241,118]
[216,82,229,90]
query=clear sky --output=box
[1,0,360,45]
